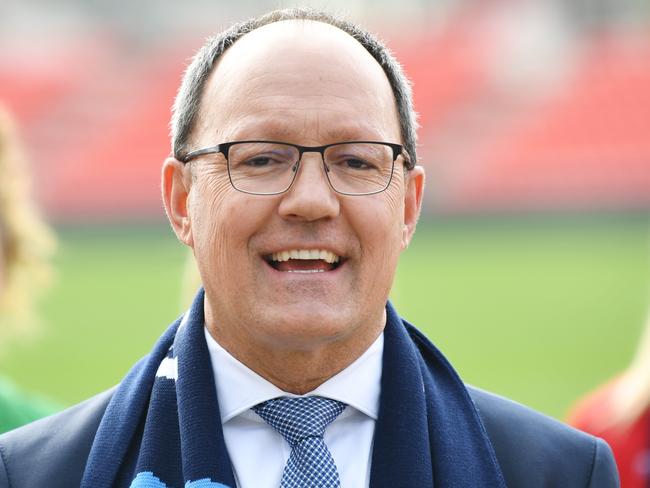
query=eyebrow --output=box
[226,115,385,143]
[321,125,380,141]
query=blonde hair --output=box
[0,106,56,344]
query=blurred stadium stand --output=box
[1,0,648,221]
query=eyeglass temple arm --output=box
[180,145,224,164]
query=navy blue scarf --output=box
[81,290,506,487]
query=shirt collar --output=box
[204,327,383,423]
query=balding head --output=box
[171,8,418,168]
[190,19,401,152]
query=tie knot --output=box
[253,396,346,446]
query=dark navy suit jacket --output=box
[0,384,618,487]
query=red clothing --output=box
[568,379,650,488]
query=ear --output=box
[401,166,425,249]
[162,157,194,247]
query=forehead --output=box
[194,20,400,144]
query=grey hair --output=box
[171,7,418,169]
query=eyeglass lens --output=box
[227,142,394,195]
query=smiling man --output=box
[0,8,619,488]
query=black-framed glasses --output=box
[180,140,406,196]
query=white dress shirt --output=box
[204,328,383,488]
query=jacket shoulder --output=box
[0,388,114,488]
[467,385,619,488]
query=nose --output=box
[277,154,340,221]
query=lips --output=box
[266,249,342,273]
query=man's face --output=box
[164,21,423,357]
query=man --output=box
[0,8,618,488]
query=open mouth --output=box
[265,249,342,273]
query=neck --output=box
[204,304,385,394]
[235,344,371,394]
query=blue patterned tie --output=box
[253,396,347,488]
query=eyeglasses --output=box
[180,140,406,196]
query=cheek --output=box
[383,179,408,251]
[350,200,403,304]
[371,185,405,245]
[383,178,405,216]
[189,174,238,270]
[188,170,274,275]
[353,191,405,264]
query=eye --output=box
[326,145,384,172]
[343,158,374,170]
[244,155,276,167]
[238,151,295,169]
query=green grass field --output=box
[1,215,648,420]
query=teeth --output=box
[270,249,340,264]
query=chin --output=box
[258,305,360,347]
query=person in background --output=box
[569,309,650,487]
[0,106,59,433]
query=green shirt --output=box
[0,377,61,433]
